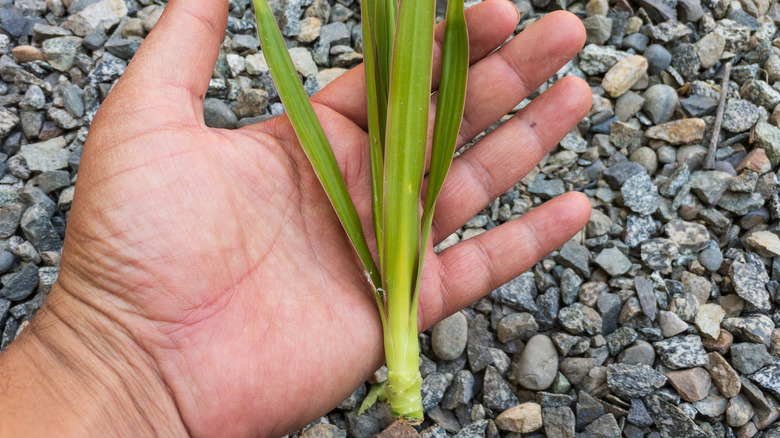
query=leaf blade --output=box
[423,0,469,223]
[252,0,382,293]
[382,0,435,377]
[413,0,469,322]
[362,0,386,278]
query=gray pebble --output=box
[482,365,519,412]
[627,398,653,427]
[655,335,709,369]
[722,99,760,133]
[583,15,613,45]
[527,177,565,199]
[432,311,468,361]
[624,214,657,248]
[497,312,537,343]
[558,303,603,336]
[618,340,656,366]
[514,334,558,391]
[621,172,659,215]
[642,84,678,124]
[0,263,39,301]
[622,33,649,51]
[643,44,671,75]
[0,251,14,275]
[441,370,474,409]
[603,161,645,189]
[597,292,621,335]
[337,385,366,411]
[606,363,667,398]
[345,410,381,438]
[555,241,591,278]
[680,94,718,117]
[421,372,449,413]
[203,98,238,129]
[698,246,723,271]
[466,314,494,372]
[629,147,658,175]
[729,342,772,374]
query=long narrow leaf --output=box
[422,0,469,225]
[382,0,435,417]
[252,0,383,295]
[361,0,385,278]
[413,0,469,309]
[374,0,396,116]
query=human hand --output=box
[0,1,591,436]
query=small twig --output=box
[722,132,749,147]
[704,62,732,170]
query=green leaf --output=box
[361,0,385,276]
[413,0,469,309]
[358,382,387,415]
[422,0,469,225]
[374,0,396,112]
[251,0,383,297]
[381,0,435,416]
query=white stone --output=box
[225,54,245,77]
[245,52,269,75]
[315,68,348,89]
[0,108,20,139]
[289,47,318,77]
[695,304,725,340]
[434,232,460,252]
[745,231,780,257]
[63,0,128,36]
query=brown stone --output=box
[726,394,754,428]
[11,45,45,63]
[736,422,757,437]
[705,352,741,398]
[744,231,780,257]
[771,103,780,127]
[771,329,780,357]
[736,149,772,174]
[646,118,706,145]
[602,55,648,98]
[296,17,321,44]
[301,424,347,438]
[376,421,418,438]
[495,402,543,433]
[665,367,712,402]
[718,296,744,317]
[232,89,269,119]
[702,329,734,355]
[682,271,711,305]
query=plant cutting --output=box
[252,0,468,422]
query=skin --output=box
[0,1,592,437]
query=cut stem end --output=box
[385,370,423,422]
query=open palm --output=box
[39,1,591,436]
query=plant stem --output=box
[384,320,422,421]
[381,0,436,422]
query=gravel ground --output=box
[1,0,780,436]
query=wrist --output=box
[0,283,188,436]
